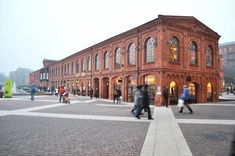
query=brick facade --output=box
[30,15,221,105]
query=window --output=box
[67,63,70,75]
[95,54,99,70]
[64,65,66,75]
[145,38,155,63]
[115,47,121,67]
[128,43,136,65]
[88,56,91,72]
[81,58,85,72]
[76,61,79,73]
[169,36,180,63]
[61,66,63,76]
[71,62,74,74]
[104,51,110,69]
[190,41,198,65]
[206,46,213,66]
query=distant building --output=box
[30,15,221,105]
[219,41,235,87]
[10,68,32,86]
[30,59,59,91]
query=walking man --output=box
[142,85,154,120]
[179,85,193,114]
[163,86,169,107]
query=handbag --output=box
[177,99,184,107]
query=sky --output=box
[0,0,235,76]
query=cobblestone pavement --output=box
[171,101,235,156]
[0,95,150,156]
[0,95,235,156]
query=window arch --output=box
[64,64,66,75]
[190,41,198,65]
[95,54,99,70]
[128,43,136,65]
[169,36,180,63]
[81,58,85,72]
[67,63,70,75]
[71,62,74,74]
[115,47,121,67]
[104,51,109,69]
[87,56,91,71]
[76,60,79,73]
[206,46,213,66]
[145,37,155,63]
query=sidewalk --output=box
[219,92,235,101]
[140,106,193,156]
[84,97,193,155]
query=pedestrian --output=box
[113,88,118,103]
[30,85,36,101]
[116,88,122,103]
[59,86,65,103]
[95,88,99,99]
[133,85,143,119]
[90,88,93,99]
[142,85,154,120]
[226,87,229,94]
[163,86,169,107]
[179,85,193,114]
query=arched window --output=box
[145,37,155,63]
[67,63,70,75]
[64,64,66,75]
[81,58,85,72]
[71,62,74,74]
[87,56,91,72]
[169,36,180,63]
[95,54,99,70]
[128,43,136,65]
[190,41,198,65]
[76,61,79,73]
[115,48,121,67]
[104,51,109,69]
[61,65,63,76]
[206,46,213,66]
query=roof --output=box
[219,41,235,47]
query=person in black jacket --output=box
[142,85,154,120]
[163,86,169,107]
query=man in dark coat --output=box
[163,86,169,107]
[142,85,153,120]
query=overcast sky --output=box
[0,0,234,76]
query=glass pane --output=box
[88,57,91,71]
[169,37,180,62]
[206,47,212,66]
[190,42,197,64]
[115,48,121,67]
[104,52,109,69]
[129,43,136,65]
[95,54,99,70]
[146,38,154,63]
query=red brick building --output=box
[30,15,221,105]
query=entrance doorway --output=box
[169,81,178,105]
[102,77,109,99]
[94,78,99,98]
[207,82,213,102]
[126,76,137,102]
[144,75,156,105]
[188,83,198,103]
